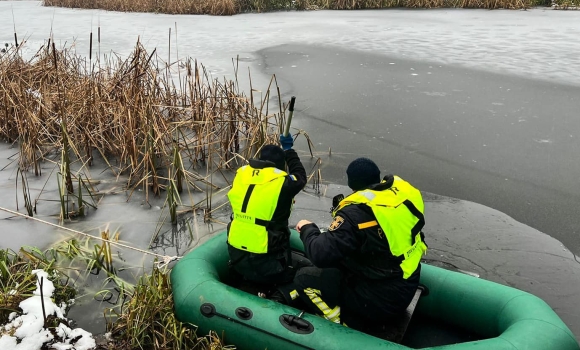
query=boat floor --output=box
[403,315,481,348]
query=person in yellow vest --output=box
[227,135,310,292]
[288,157,428,332]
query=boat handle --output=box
[279,314,314,334]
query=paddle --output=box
[283,96,296,137]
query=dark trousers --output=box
[280,266,421,333]
[278,267,343,324]
[231,251,313,292]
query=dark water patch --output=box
[257,44,580,261]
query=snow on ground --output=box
[0,270,96,350]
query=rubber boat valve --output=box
[200,303,216,318]
[279,314,314,334]
[235,307,253,320]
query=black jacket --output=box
[228,149,307,284]
[299,176,421,321]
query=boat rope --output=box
[0,206,181,268]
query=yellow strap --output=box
[358,220,378,229]
[304,288,341,323]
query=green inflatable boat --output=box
[170,231,579,350]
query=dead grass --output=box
[552,0,580,8]
[43,0,240,15]
[1,38,290,218]
[1,36,299,350]
[102,265,235,350]
[42,0,546,13]
[0,247,76,324]
[2,239,231,350]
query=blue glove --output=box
[280,134,294,151]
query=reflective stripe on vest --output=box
[334,176,427,279]
[227,165,288,254]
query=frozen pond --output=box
[3,3,580,88]
[1,1,579,343]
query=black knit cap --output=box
[346,157,381,191]
[259,145,286,171]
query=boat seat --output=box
[366,284,428,343]
[230,273,281,298]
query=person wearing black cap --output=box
[288,157,428,332]
[226,134,310,292]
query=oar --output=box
[283,96,297,137]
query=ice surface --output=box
[0,2,578,90]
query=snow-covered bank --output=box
[0,270,95,350]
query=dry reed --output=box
[1,38,291,349]
[43,0,240,15]
[42,0,549,13]
[552,0,580,8]
[1,38,288,215]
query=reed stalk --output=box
[166,174,182,225]
[16,167,34,216]
[61,120,74,195]
[57,151,68,221]
[172,140,185,193]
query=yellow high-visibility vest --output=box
[334,176,427,279]
[227,165,288,254]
